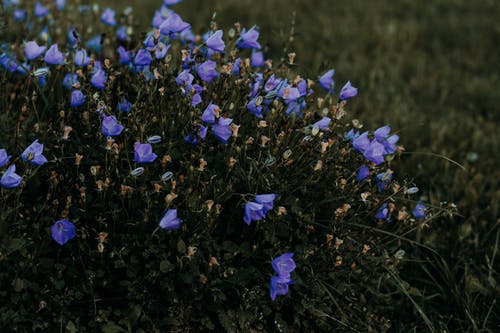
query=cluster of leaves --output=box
[0,0,447,331]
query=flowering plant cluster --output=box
[0,0,439,331]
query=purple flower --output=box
[74,49,91,67]
[21,139,48,166]
[185,124,207,145]
[319,69,335,93]
[211,117,233,144]
[116,26,128,41]
[0,149,11,167]
[251,49,264,67]
[51,219,76,245]
[206,30,225,53]
[272,252,296,278]
[352,131,370,152]
[191,93,202,106]
[71,90,86,107]
[159,12,190,34]
[44,44,64,65]
[117,46,132,65]
[201,102,219,124]
[243,201,266,225]
[101,8,116,26]
[117,97,132,112]
[164,0,183,5]
[0,164,22,188]
[237,27,261,49]
[375,203,390,221]
[101,115,124,137]
[255,194,277,214]
[374,125,391,142]
[153,42,170,60]
[134,142,157,163]
[0,54,18,72]
[34,2,49,18]
[264,74,281,92]
[197,60,218,83]
[382,134,399,155]
[270,275,294,301]
[86,35,102,53]
[376,170,393,191]
[62,73,79,90]
[247,97,264,118]
[24,41,46,61]
[176,69,194,86]
[356,165,370,181]
[13,9,27,22]
[90,69,106,90]
[339,81,358,100]
[363,140,386,165]
[56,0,65,10]
[231,58,241,75]
[134,48,153,66]
[159,209,181,230]
[413,201,426,220]
[312,117,331,130]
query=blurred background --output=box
[106,0,500,329]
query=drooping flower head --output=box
[205,30,225,53]
[134,48,153,66]
[62,73,79,90]
[312,117,331,131]
[270,275,294,301]
[319,69,335,93]
[237,26,261,49]
[255,194,277,214]
[197,60,218,83]
[134,142,157,163]
[51,219,76,245]
[375,203,390,221]
[243,202,266,225]
[376,170,393,191]
[412,201,426,220]
[201,102,219,124]
[21,139,48,166]
[71,90,86,107]
[159,12,190,34]
[0,149,11,168]
[34,1,49,18]
[101,115,124,137]
[24,41,46,61]
[117,96,132,112]
[159,209,182,230]
[211,117,233,144]
[74,49,91,67]
[44,44,64,65]
[90,69,106,90]
[356,164,370,181]
[101,8,116,26]
[339,81,358,100]
[272,252,296,278]
[117,46,132,65]
[0,164,22,189]
[251,49,264,67]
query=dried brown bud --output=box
[260,135,270,147]
[288,52,296,64]
[245,137,255,145]
[206,200,214,212]
[230,123,240,137]
[62,126,72,140]
[228,157,237,168]
[198,158,208,171]
[313,160,323,171]
[277,206,287,216]
[165,192,178,204]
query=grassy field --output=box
[52,0,499,330]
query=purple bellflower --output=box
[237,27,261,49]
[211,117,233,144]
[62,73,79,90]
[0,164,22,189]
[159,209,181,230]
[201,102,219,124]
[164,0,183,5]
[251,49,264,67]
[71,90,86,107]
[243,201,266,225]
[134,142,157,163]
[255,194,277,214]
[176,69,194,86]
[90,69,106,90]
[21,139,48,166]
[159,12,190,34]
[116,26,128,42]
[51,218,76,245]
[319,69,335,93]
[356,165,370,181]
[44,44,64,65]
[413,201,426,220]
[24,41,46,61]
[86,35,102,53]
[101,115,124,137]
[206,30,225,53]
[56,0,65,10]
[74,49,91,67]
[339,81,358,100]
[272,252,296,279]
[101,8,116,26]
[270,275,294,301]
[375,203,390,221]
[34,2,49,18]
[117,97,132,112]
[376,170,393,191]
[312,117,331,131]
[197,60,218,83]
[134,48,153,66]
[363,140,386,165]
[13,9,27,22]
[117,46,132,65]
[0,149,11,167]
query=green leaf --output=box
[159,260,174,273]
[101,321,127,333]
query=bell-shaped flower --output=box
[339,81,358,100]
[413,201,426,220]
[13,9,27,22]
[272,252,296,279]
[117,96,132,112]
[44,44,64,65]
[159,209,182,230]
[363,140,386,165]
[352,131,370,153]
[21,139,48,166]
[134,142,157,163]
[71,90,86,107]
[24,41,46,61]
[201,102,219,124]
[74,49,91,67]
[117,46,132,65]
[0,149,11,167]
[134,48,153,66]
[116,26,128,42]
[376,170,393,191]
[197,60,218,83]
[62,73,79,90]
[101,115,124,137]
[153,42,170,60]
[319,69,335,93]
[251,49,264,67]
[34,2,49,18]
[0,164,22,188]
[90,69,106,90]
[312,117,331,131]
[86,35,102,53]
[237,27,261,49]
[270,275,294,301]
[356,165,370,181]
[206,30,225,53]
[51,219,76,245]
[101,8,116,26]
[211,117,233,144]
[243,201,265,225]
[374,125,391,142]
[375,203,390,221]
[159,12,190,34]
[255,194,277,214]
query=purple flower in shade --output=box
[231,58,241,75]
[264,74,281,92]
[164,0,182,5]
[272,252,296,279]
[412,201,426,220]
[62,73,79,90]
[185,124,207,145]
[375,203,390,221]
[0,149,10,167]
[255,194,277,214]
[237,27,261,49]
[44,44,64,65]
[0,54,18,73]
[382,134,399,155]
[116,26,128,42]
[191,93,202,106]
[74,49,91,67]
[134,49,153,66]
[101,8,116,26]
[211,117,233,144]
[243,201,266,225]
[318,69,335,93]
[251,49,264,67]
[101,115,124,137]
[312,117,331,131]
[24,41,46,61]
[134,142,157,163]
[352,132,370,152]
[67,28,79,47]
[206,30,225,53]
[176,69,194,86]
[117,97,132,112]
[51,219,76,245]
[247,96,264,118]
[56,0,65,10]
[117,46,132,65]
[13,9,27,22]
[86,35,102,53]
[159,12,190,34]
[90,69,106,90]
[339,81,358,100]
[71,90,86,107]
[0,164,22,189]
[356,164,370,181]
[153,42,170,60]
[363,140,386,165]
[34,2,49,18]
[374,125,391,142]
[21,139,48,166]
[201,102,219,124]
[199,124,208,140]
[197,60,218,83]
[270,275,294,301]
[376,170,393,191]
[159,209,182,230]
